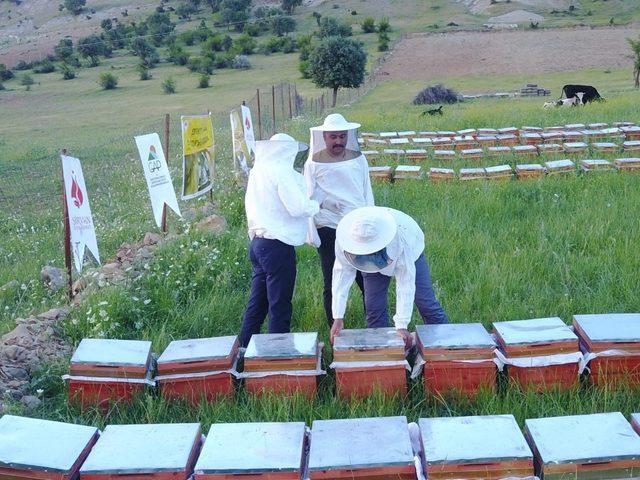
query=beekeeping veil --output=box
[253,133,308,170]
[308,113,361,163]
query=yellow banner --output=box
[182,115,214,156]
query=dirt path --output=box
[381,26,639,81]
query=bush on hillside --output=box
[98,72,118,90]
[412,84,460,105]
[0,64,14,81]
[137,64,152,80]
[197,74,210,88]
[378,17,391,33]
[361,17,375,33]
[20,74,34,86]
[232,55,251,69]
[33,60,55,74]
[318,17,352,38]
[60,63,76,79]
[162,77,176,93]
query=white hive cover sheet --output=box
[390,138,410,145]
[398,131,416,136]
[194,422,306,474]
[485,165,512,174]
[395,165,421,173]
[573,314,640,343]
[416,323,495,350]
[157,336,237,364]
[420,415,532,464]
[80,423,200,474]
[434,149,455,155]
[71,338,152,366]
[308,416,413,470]
[545,159,575,169]
[370,166,391,172]
[430,168,454,174]
[513,145,536,151]
[460,168,486,175]
[245,332,318,360]
[0,415,99,473]
[525,412,640,464]
[488,146,511,152]
[582,159,612,168]
[516,164,544,171]
[564,142,588,148]
[493,317,577,345]
[593,143,618,148]
[334,327,404,351]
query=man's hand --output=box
[397,328,413,350]
[321,197,343,215]
[330,318,344,344]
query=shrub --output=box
[180,30,197,46]
[168,44,189,65]
[137,64,152,80]
[361,17,375,33]
[378,17,391,33]
[264,36,284,53]
[162,77,176,93]
[15,60,31,71]
[0,82,5,90]
[60,63,76,79]
[412,84,460,105]
[64,0,85,15]
[318,17,352,37]
[197,74,210,88]
[243,23,260,37]
[378,31,389,51]
[20,74,34,86]
[231,34,256,55]
[33,60,55,73]
[98,72,118,89]
[271,15,296,36]
[232,55,251,69]
[299,59,310,78]
[0,64,14,81]
[282,36,297,53]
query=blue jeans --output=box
[239,237,296,347]
[362,253,449,328]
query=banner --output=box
[230,109,252,178]
[61,155,100,273]
[181,114,215,200]
[241,104,255,153]
[134,133,182,228]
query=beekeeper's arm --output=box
[330,246,357,343]
[362,157,375,206]
[392,256,416,348]
[277,175,320,218]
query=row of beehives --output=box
[3,410,640,480]
[362,141,640,162]
[63,314,640,408]
[372,158,640,182]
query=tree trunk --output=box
[332,87,338,107]
[635,66,640,89]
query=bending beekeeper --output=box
[304,113,374,327]
[239,133,320,347]
[330,206,449,348]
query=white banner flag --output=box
[134,133,181,228]
[241,104,256,153]
[61,155,100,273]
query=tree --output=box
[0,64,14,81]
[628,36,640,88]
[100,18,113,30]
[219,0,252,31]
[64,0,85,15]
[281,0,301,15]
[308,36,366,106]
[77,34,105,66]
[60,63,76,80]
[361,17,375,33]
[271,15,296,37]
[98,72,118,89]
[318,17,352,38]
[144,12,175,46]
[54,38,74,62]
[231,34,256,55]
[311,11,321,27]
[203,0,221,12]
[131,37,159,67]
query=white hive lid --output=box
[157,336,237,364]
[245,332,318,360]
[493,317,577,345]
[545,159,574,169]
[334,327,404,351]
[70,338,152,367]
[416,323,495,350]
[573,313,640,343]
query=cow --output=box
[421,105,443,116]
[560,84,603,103]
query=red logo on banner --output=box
[245,116,251,131]
[71,173,84,208]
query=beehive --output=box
[544,159,575,175]
[515,163,546,179]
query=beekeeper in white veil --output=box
[240,133,320,347]
[304,113,374,327]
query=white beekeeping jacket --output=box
[332,208,425,329]
[245,135,319,246]
[304,124,374,234]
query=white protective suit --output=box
[245,134,319,246]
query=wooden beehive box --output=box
[156,336,238,404]
[544,159,575,175]
[412,137,433,147]
[540,132,563,143]
[622,126,640,140]
[420,415,534,480]
[525,412,640,480]
[193,422,306,480]
[437,130,457,138]
[454,136,478,150]
[379,131,398,139]
[369,166,393,181]
[389,138,410,146]
[459,167,486,181]
[493,317,580,390]
[397,130,416,138]
[458,128,477,137]
[405,149,428,160]
[562,131,585,142]
[308,417,415,479]
[485,164,513,180]
[486,146,512,157]
[573,313,640,386]
[394,165,423,180]
[79,423,202,480]
[516,163,546,179]
[477,128,498,136]
[496,134,519,146]
[565,123,585,130]
[520,126,543,134]
[592,142,619,154]
[615,157,640,170]
[623,141,640,152]
[498,127,518,135]
[580,159,614,172]
[432,137,454,148]
[416,323,496,396]
[0,415,99,480]
[333,327,407,399]
[460,148,483,159]
[582,129,607,142]
[67,339,153,407]
[563,142,588,154]
[433,149,456,160]
[589,122,608,129]
[429,167,455,182]
[522,133,542,145]
[513,145,538,157]
[365,138,387,147]
[537,143,564,156]
[382,148,405,158]
[614,121,636,127]
[476,135,497,147]
[544,125,565,133]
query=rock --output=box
[3,366,29,381]
[199,202,217,217]
[143,232,162,246]
[195,214,228,235]
[182,208,197,222]
[40,266,66,292]
[20,395,41,411]
[2,324,33,346]
[0,280,19,296]
[1,345,28,362]
[38,308,69,321]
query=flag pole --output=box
[60,149,74,301]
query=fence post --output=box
[294,85,299,116]
[271,85,276,136]
[256,88,263,140]
[288,83,293,119]
[280,84,285,122]
[321,94,325,113]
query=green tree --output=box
[198,74,210,88]
[77,34,106,66]
[0,64,14,81]
[131,37,160,67]
[98,72,118,89]
[271,15,296,37]
[281,0,301,14]
[361,17,375,33]
[60,63,76,80]
[54,38,74,62]
[231,34,256,55]
[308,36,366,107]
[144,12,175,46]
[162,77,176,93]
[318,17,352,38]
[219,0,252,31]
[311,11,321,27]
[64,0,85,15]
[628,36,640,88]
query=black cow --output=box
[561,84,603,103]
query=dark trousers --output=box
[317,227,365,326]
[362,253,449,328]
[239,237,296,347]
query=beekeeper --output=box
[304,113,374,327]
[239,133,320,347]
[330,206,449,348]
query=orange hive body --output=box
[416,323,497,397]
[484,164,513,181]
[243,332,321,398]
[369,166,393,181]
[66,338,153,408]
[573,313,640,386]
[0,415,99,480]
[79,423,202,480]
[493,317,581,391]
[622,126,640,140]
[615,157,640,171]
[544,159,575,175]
[429,167,455,182]
[525,413,640,480]
[580,159,614,172]
[308,417,415,479]
[332,327,407,399]
[155,336,238,404]
[420,415,534,480]
[193,422,306,480]
[515,164,546,179]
